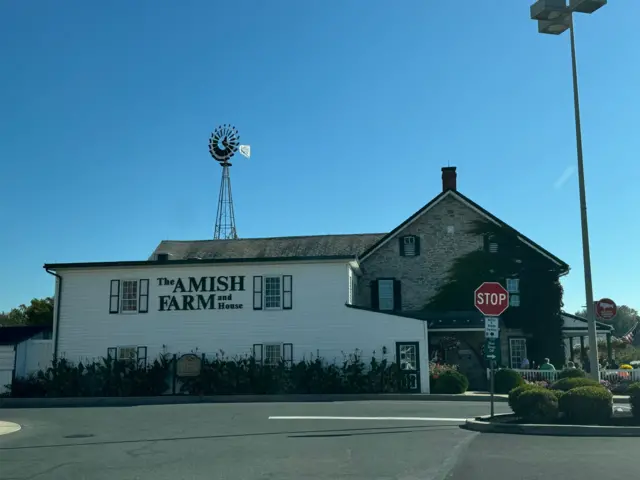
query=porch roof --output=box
[420,311,485,330]
[561,311,613,338]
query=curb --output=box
[462,414,640,437]
[1,393,500,409]
[0,393,628,409]
[0,421,21,436]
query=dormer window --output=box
[400,235,420,257]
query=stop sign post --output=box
[474,281,510,418]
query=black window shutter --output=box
[370,280,379,310]
[414,236,421,256]
[399,237,406,256]
[283,343,293,367]
[253,344,263,364]
[393,280,402,311]
[138,279,149,313]
[253,276,263,310]
[107,347,117,359]
[283,275,292,310]
[109,280,120,314]
[136,346,148,368]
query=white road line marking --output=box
[268,416,468,422]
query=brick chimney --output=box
[441,166,457,191]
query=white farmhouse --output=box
[45,233,430,392]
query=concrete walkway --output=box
[463,391,630,403]
[463,391,630,402]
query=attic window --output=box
[400,235,420,257]
[484,234,498,253]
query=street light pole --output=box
[530,0,606,380]
[568,16,599,381]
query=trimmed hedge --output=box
[494,369,525,394]
[508,384,538,412]
[559,386,613,425]
[513,388,559,423]
[432,370,469,394]
[550,377,601,392]
[629,382,640,420]
[557,369,586,380]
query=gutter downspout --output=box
[45,268,62,359]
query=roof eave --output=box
[44,255,357,270]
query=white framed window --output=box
[509,338,527,369]
[378,279,395,311]
[110,279,149,314]
[506,278,520,293]
[121,280,138,312]
[486,234,498,253]
[403,236,416,256]
[510,294,521,307]
[118,346,137,363]
[264,276,282,309]
[351,273,358,305]
[264,344,282,366]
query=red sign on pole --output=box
[595,298,617,321]
[474,282,509,316]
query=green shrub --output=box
[557,369,586,379]
[508,384,539,411]
[494,369,524,394]
[513,389,559,423]
[550,377,601,392]
[625,382,640,395]
[8,350,408,398]
[551,390,565,403]
[432,370,469,394]
[559,386,613,425]
[629,383,640,420]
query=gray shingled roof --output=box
[150,234,386,261]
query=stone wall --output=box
[357,194,486,311]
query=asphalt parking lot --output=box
[0,401,638,479]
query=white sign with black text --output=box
[484,317,500,339]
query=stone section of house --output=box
[358,194,486,312]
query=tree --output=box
[574,305,639,345]
[0,297,54,326]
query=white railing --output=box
[600,369,640,383]
[496,368,640,384]
[508,369,560,382]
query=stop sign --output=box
[474,282,509,316]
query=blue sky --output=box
[1,1,637,314]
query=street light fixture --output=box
[529,0,606,381]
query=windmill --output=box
[208,125,251,239]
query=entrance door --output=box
[396,342,421,392]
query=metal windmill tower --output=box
[208,125,250,239]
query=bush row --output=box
[509,382,614,424]
[5,354,473,398]
[6,351,422,397]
